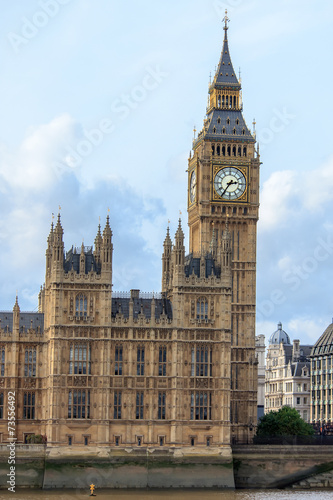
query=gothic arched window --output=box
[76,294,87,317]
[196,297,208,320]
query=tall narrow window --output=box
[159,347,167,376]
[0,347,4,376]
[68,390,90,419]
[75,294,87,317]
[158,392,166,420]
[24,348,36,377]
[69,344,91,375]
[196,298,208,320]
[114,391,122,419]
[137,348,144,376]
[0,393,3,419]
[115,346,123,375]
[190,392,211,420]
[23,392,35,419]
[191,346,212,376]
[136,392,144,419]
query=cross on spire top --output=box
[223,9,229,32]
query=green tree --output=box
[256,406,314,437]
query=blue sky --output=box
[1,0,333,346]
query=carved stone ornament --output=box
[24,378,36,388]
[74,376,87,387]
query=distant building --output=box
[310,322,333,428]
[255,335,265,421]
[265,322,312,422]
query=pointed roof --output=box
[103,214,112,237]
[213,11,240,89]
[13,295,20,313]
[94,223,103,246]
[175,218,184,240]
[54,213,63,235]
[163,226,172,247]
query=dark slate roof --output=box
[299,345,312,358]
[111,298,172,320]
[311,323,333,356]
[0,312,44,334]
[184,254,221,279]
[214,32,240,88]
[293,361,310,377]
[205,109,254,142]
[64,246,101,275]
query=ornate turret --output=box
[209,226,218,258]
[94,222,103,264]
[52,213,64,274]
[101,214,113,278]
[13,295,20,339]
[80,242,86,274]
[46,219,54,277]
[221,217,232,272]
[171,219,185,286]
[162,226,172,292]
[173,219,185,265]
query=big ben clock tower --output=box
[188,12,260,441]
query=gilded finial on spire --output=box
[58,205,61,212]
[193,126,196,139]
[223,9,229,33]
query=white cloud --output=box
[303,156,333,212]
[260,155,333,232]
[287,317,328,344]
[259,170,296,231]
[0,113,79,192]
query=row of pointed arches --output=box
[217,94,238,109]
[212,144,247,157]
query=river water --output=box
[0,490,332,500]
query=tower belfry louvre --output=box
[0,15,259,455]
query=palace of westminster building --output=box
[0,17,260,449]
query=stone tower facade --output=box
[187,14,260,441]
[0,17,258,448]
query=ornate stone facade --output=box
[0,16,258,448]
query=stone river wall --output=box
[0,444,333,489]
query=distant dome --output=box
[311,322,333,356]
[269,322,291,345]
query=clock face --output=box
[190,170,196,203]
[214,167,246,200]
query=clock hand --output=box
[221,179,237,197]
